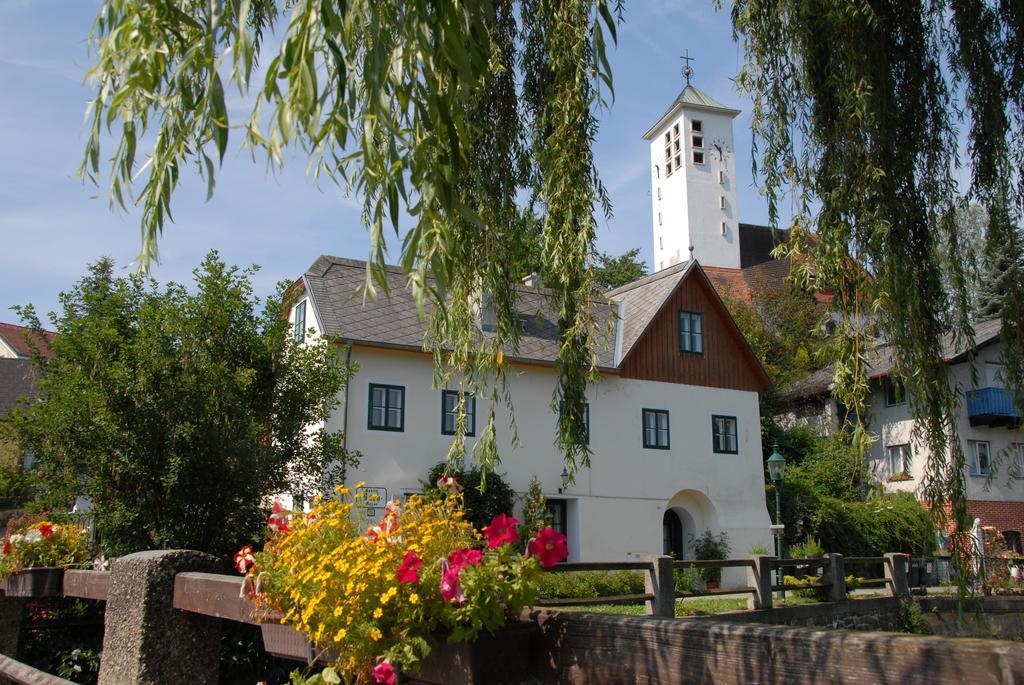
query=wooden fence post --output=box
[747,555,774,610]
[827,553,847,603]
[885,553,911,599]
[645,556,675,618]
[98,550,223,685]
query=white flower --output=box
[9,534,23,544]
[24,530,42,543]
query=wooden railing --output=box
[0,550,1004,683]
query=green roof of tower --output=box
[642,85,741,140]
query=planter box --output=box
[408,620,535,685]
[2,567,65,597]
[261,619,536,684]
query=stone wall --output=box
[688,596,902,631]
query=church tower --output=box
[643,71,741,271]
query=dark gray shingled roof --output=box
[304,256,627,368]
[605,260,696,363]
[302,256,740,371]
[780,318,1005,400]
[0,358,37,417]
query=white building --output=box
[780,318,1024,553]
[288,256,774,578]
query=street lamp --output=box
[767,442,787,597]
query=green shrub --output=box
[897,598,930,634]
[536,571,645,600]
[423,463,516,532]
[747,544,771,556]
[783,574,862,601]
[693,530,731,584]
[813,492,933,557]
[673,567,700,593]
[790,536,825,559]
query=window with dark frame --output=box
[1003,530,1023,554]
[293,300,306,343]
[885,378,905,406]
[368,383,405,431]
[546,499,568,538]
[441,390,476,436]
[712,415,738,454]
[678,311,703,354]
[642,409,670,449]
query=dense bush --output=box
[812,492,934,557]
[693,530,731,584]
[536,571,645,600]
[783,574,861,601]
[423,463,516,532]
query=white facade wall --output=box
[650,106,740,272]
[327,346,771,585]
[868,343,1023,502]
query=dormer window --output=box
[293,300,307,343]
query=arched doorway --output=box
[665,489,720,560]
[663,510,683,559]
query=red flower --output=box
[448,547,483,572]
[2,541,9,556]
[233,545,256,574]
[483,513,519,549]
[396,551,422,584]
[439,562,466,603]
[528,527,568,568]
[372,660,397,685]
[38,524,54,538]
[267,502,290,534]
[436,475,463,495]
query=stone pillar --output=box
[828,553,847,603]
[747,555,774,610]
[0,597,25,656]
[885,553,911,599]
[645,555,675,618]
[98,550,222,685]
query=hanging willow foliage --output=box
[80,0,621,479]
[725,0,1024,589]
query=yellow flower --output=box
[373,607,383,619]
[409,593,419,605]
[333,628,347,641]
[369,627,382,641]
[380,586,397,604]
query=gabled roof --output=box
[301,255,769,390]
[302,256,620,368]
[780,318,1005,400]
[642,84,741,140]
[0,358,37,418]
[0,323,55,359]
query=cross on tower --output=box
[680,50,696,86]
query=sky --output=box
[0,0,774,327]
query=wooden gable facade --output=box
[618,266,771,393]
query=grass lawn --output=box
[551,594,822,616]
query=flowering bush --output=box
[244,482,567,683]
[0,520,91,578]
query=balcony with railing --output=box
[966,386,1021,427]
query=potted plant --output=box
[693,530,731,589]
[0,518,91,597]
[238,478,567,684]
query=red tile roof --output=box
[0,322,56,359]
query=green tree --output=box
[518,475,550,544]
[81,0,623,483]
[10,253,358,558]
[592,249,647,290]
[727,0,1024,579]
[423,463,516,532]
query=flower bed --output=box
[239,480,567,684]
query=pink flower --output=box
[396,551,423,584]
[528,527,569,568]
[372,660,396,685]
[267,502,290,534]
[448,547,483,572]
[436,475,463,495]
[38,524,54,538]
[483,513,519,549]
[439,563,466,604]
[233,545,256,574]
